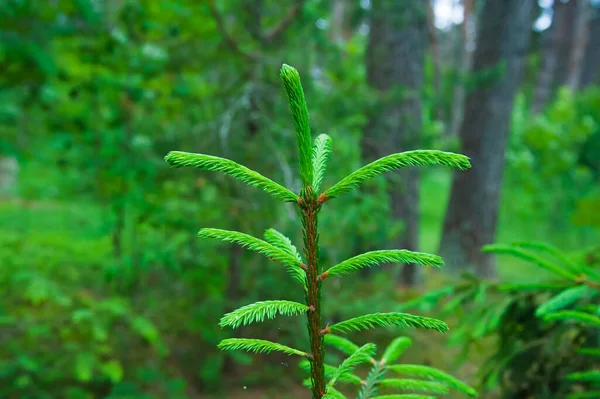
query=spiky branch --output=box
[165,63,474,399]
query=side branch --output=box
[208,0,258,60]
[264,0,306,43]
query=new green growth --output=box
[165,64,476,399]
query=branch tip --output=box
[317,192,329,204]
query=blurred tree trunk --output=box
[552,0,578,90]
[567,0,591,89]
[364,0,427,285]
[532,0,561,114]
[581,6,600,87]
[0,156,18,199]
[427,0,442,118]
[330,0,351,44]
[439,0,535,277]
[449,0,477,137]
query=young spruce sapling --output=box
[165,64,474,399]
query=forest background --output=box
[1,0,599,398]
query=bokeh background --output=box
[1,0,599,398]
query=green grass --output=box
[420,170,597,282]
[1,168,594,283]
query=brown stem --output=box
[301,192,325,398]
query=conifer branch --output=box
[299,360,363,385]
[324,250,443,279]
[198,228,306,284]
[323,150,471,201]
[379,379,450,395]
[280,64,313,187]
[218,338,308,357]
[535,285,596,317]
[482,244,579,281]
[381,336,413,363]
[567,370,600,382]
[324,334,361,356]
[372,395,436,399]
[577,348,600,357]
[165,151,298,202]
[219,300,309,328]
[387,365,478,397]
[264,228,303,263]
[510,241,580,273]
[542,310,600,327]
[327,343,377,390]
[358,359,387,399]
[328,313,449,335]
[312,134,332,192]
[322,388,348,399]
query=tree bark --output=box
[449,0,477,137]
[581,5,600,87]
[439,0,535,278]
[330,0,351,44]
[427,0,442,104]
[364,0,427,285]
[532,0,560,113]
[567,0,591,89]
[552,0,578,90]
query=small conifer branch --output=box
[510,241,581,273]
[218,338,308,357]
[264,228,303,263]
[324,150,471,200]
[381,336,413,363]
[322,388,347,399]
[542,310,600,326]
[324,334,361,356]
[371,394,436,399]
[219,300,309,328]
[320,326,331,335]
[482,244,579,281]
[567,370,600,382]
[329,313,449,335]
[327,343,377,390]
[535,285,596,317]
[318,193,329,204]
[577,348,600,357]
[378,379,450,395]
[312,134,332,192]
[280,64,314,187]
[357,359,387,399]
[387,365,478,397]
[580,275,600,289]
[198,228,306,284]
[299,360,363,385]
[325,250,443,278]
[165,151,298,202]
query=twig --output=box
[208,0,258,60]
[263,0,306,43]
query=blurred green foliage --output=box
[0,0,598,398]
[406,242,600,398]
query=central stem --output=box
[301,191,325,398]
